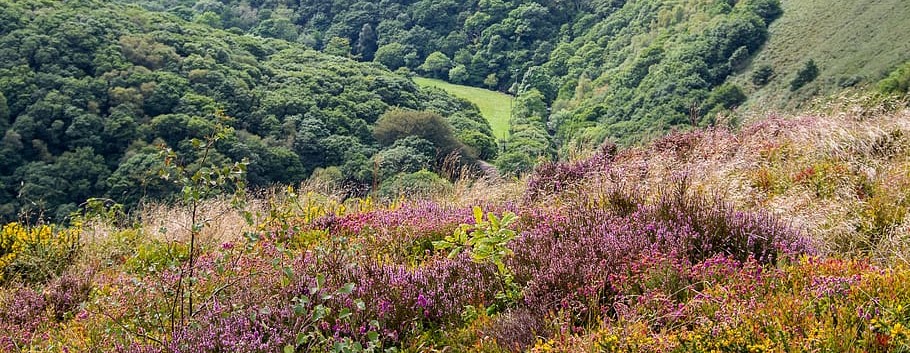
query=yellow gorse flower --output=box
[0,222,80,281]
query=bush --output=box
[751,64,774,86]
[44,270,92,321]
[374,109,464,154]
[879,61,910,95]
[375,137,435,178]
[525,154,611,201]
[124,239,189,274]
[0,285,47,349]
[495,152,536,177]
[378,170,453,199]
[0,223,80,283]
[509,181,811,322]
[790,59,819,91]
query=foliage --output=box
[378,170,452,200]
[879,61,910,95]
[418,52,453,79]
[751,64,775,86]
[496,89,553,175]
[373,43,413,70]
[434,206,521,311]
[127,0,795,153]
[0,222,80,283]
[790,59,820,91]
[157,112,248,330]
[0,0,492,222]
[373,109,477,168]
[7,107,910,351]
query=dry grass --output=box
[575,100,910,261]
[86,99,910,263]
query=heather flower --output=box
[0,285,48,350]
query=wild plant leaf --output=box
[473,205,483,224]
[447,247,461,259]
[432,240,452,250]
[296,332,308,345]
[338,308,352,320]
[489,213,500,230]
[339,282,355,295]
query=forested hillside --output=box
[131,0,784,166]
[0,0,496,221]
[135,0,910,151]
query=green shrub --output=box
[124,239,189,274]
[752,64,774,86]
[790,59,819,91]
[0,223,80,283]
[378,170,453,199]
[879,61,910,95]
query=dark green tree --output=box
[355,23,378,61]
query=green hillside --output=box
[125,0,910,151]
[0,0,493,221]
[413,77,512,140]
[736,0,910,110]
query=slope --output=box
[413,77,512,140]
[735,0,910,110]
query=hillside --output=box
[413,77,512,140]
[735,0,910,110]
[124,0,910,152]
[3,101,910,351]
[0,0,495,221]
[127,0,779,148]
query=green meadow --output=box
[413,77,513,139]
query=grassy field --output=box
[735,0,910,111]
[413,77,512,139]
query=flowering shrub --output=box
[525,153,611,201]
[0,222,80,283]
[0,285,47,350]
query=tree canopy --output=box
[0,0,494,221]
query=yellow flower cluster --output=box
[259,188,394,233]
[0,222,80,281]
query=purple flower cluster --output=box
[507,187,812,321]
[347,253,499,336]
[0,286,48,350]
[525,153,612,201]
[45,271,93,321]
[169,301,299,353]
[808,274,861,298]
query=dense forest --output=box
[0,0,497,221]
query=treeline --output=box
[0,0,495,221]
